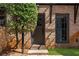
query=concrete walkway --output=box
[1,44,48,56]
[28,44,48,55]
[28,49,48,55]
[1,49,28,56]
[1,49,48,56]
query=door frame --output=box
[55,13,69,43]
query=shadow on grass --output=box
[48,48,79,56]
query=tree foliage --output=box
[0,3,38,33]
[0,4,38,52]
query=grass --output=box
[48,48,79,56]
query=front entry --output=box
[56,13,69,43]
[31,13,45,45]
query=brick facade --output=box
[38,5,79,48]
[0,4,79,49]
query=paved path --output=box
[1,49,48,56]
[28,49,48,55]
[28,44,48,55]
[1,49,28,56]
[0,44,48,56]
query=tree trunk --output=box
[16,30,18,48]
[15,26,18,48]
[22,26,24,54]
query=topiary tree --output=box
[1,3,38,53]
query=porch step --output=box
[30,44,46,50]
[28,50,48,55]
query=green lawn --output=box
[48,48,79,56]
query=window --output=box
[0,7,6,26]
[56,13,69,43]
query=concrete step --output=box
[39,45,46,49]
[30,44,40,49]
[28,50,48,55]
[30,44,46,50]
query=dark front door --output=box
[31,13,45,45]
[56,14,69,43]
